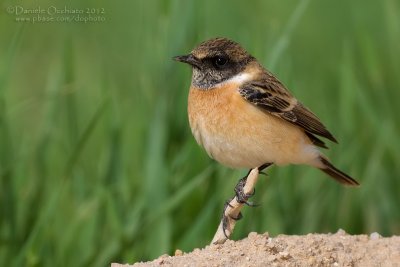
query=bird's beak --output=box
[173,54,201,69]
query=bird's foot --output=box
[212,163,273,244]
[234,176,258,206]
[222,198,243,238]
[234,163,272,206]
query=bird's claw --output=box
[220,164,272,239]
[234,176,258,206]
[222,199,243,238]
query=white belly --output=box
[191,119,270,168]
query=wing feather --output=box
[239,76,337,144]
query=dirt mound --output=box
[113,230,400,267]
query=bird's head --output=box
[174,38,255,89]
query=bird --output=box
[174,37,359,197]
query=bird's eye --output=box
[213,56,228,68]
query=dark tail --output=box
[319,156,360,186]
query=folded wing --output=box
[238,74,337,146]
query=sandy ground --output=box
[113,230,400,267]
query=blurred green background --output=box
[1,0,399,266]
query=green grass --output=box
[1,0,400,266]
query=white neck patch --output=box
[214,72,252,88]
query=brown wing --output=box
[239,75,337,145]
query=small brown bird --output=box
[174,37,359,187]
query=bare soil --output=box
[113,230,400,267]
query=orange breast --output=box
[187,83,317,168]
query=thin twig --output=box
[211,168,260,244]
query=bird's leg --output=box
[223,198,243,221]
[234,171,257,206]
[259,163,273,172]
[221,198,243,238]
[258,163,272,176]
[211,163,272,244]
[234,163,272,206]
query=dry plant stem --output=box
[211,168,260,244]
